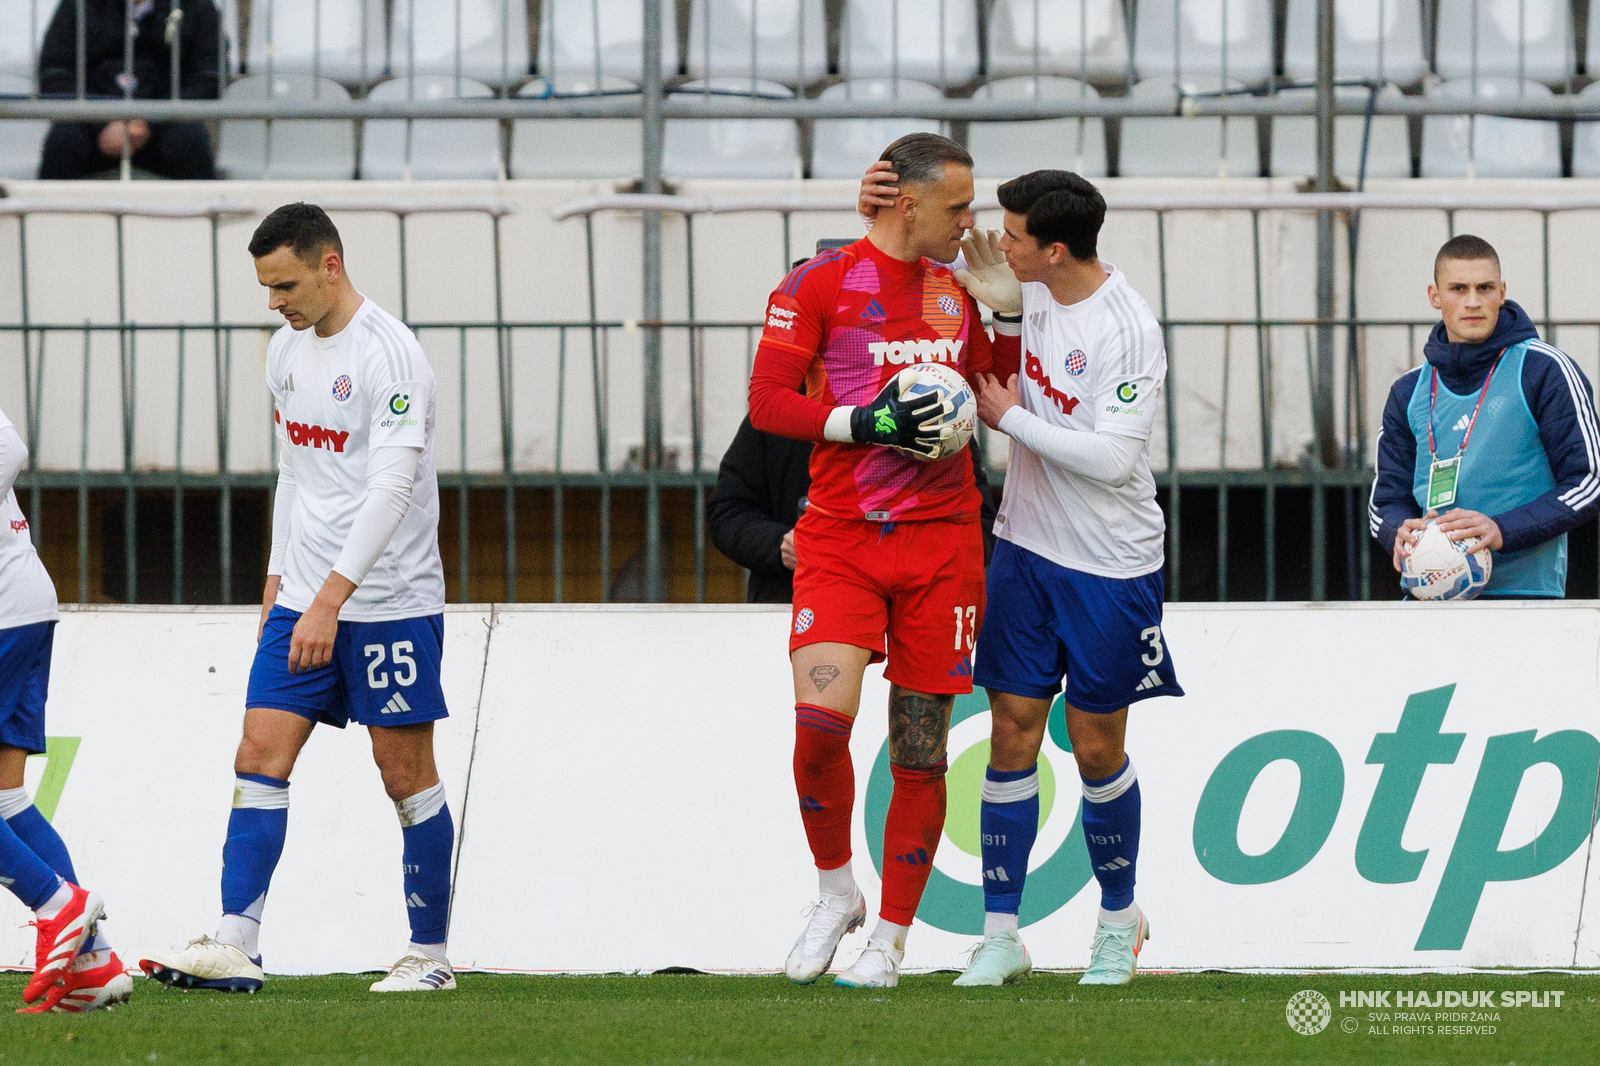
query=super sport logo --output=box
[870,338,963,366]
[766,304,798,330]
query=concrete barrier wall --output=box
[2,602,1598,974]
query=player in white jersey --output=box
[951,172,1183,986]
[141,203,456,995]
[0,410,130,1013]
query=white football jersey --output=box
[267,296,445,621]
[0,409,57,629]
[993,263,1168,578]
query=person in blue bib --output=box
[1370,234,1600,597]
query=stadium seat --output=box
[664,78,801,179]
[512,75,642,178]
[1117,78,1258,177]
[0,73,46,180]
[1282,0,1427,85]
[968,76,1107,177]
[686,0,828,88]
[838,0,981,87]
[1561,81,1600,175]
[1269,85,1412,179]
[1132,0,1274,86]
[360,76,503,180]
[811,78,949,179]
[0,0,56,80]
[389,0,531,89]
[987,0,1131,82]
[246,0,386,85]
[216,74,356,180]
[537,0,678,85]
[1421,77,1562,178]
[1435,0,1575,86]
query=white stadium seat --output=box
[1118,77,1259,177]
[686,0,828,87]
[1568,81,1600,176]
[987,0,1131,82]
[537,0,678,86]
[0,73,47,180]
[512,75,642,179]
[1421,78,1562,178]
[1270,85,1412,180]
[216,74,356,180]
[247,0,386,85]
[389,0,531,90]
[360,75,503,180]
[810,78,949,180]
[1435,0,1575,86]
[1133,0,1274,86]
[968,76,1107,178]
[664,78,801,180]
[1283,0,1427,85]
[839,0,980,87]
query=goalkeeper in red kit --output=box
[748,133,1021,988]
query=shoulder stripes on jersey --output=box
[1104,286,1144,378]
[778,248,849,296]
[1528,340,1600,512]
[364,313,415,383]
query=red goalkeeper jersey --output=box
[748,237,1021,524]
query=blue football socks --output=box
[220,773,290,958]
[5,804,78,886]
[0,812,62,912]
[980,764,1041,919]
[396,784,453,948]
[1080,758,1141,912]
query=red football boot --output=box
[22,884,104,1004]
[17,952,132,1014]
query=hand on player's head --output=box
[858,160,900,225]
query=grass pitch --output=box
[0,971,1591,1065]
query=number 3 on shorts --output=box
[364,641,419,689]
[1139,626,1165,666]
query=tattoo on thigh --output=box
[809,665,841,692]
[888,687,953,767]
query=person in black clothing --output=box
[709,415,998,603]
[37,0,222,179]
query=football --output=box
[1400,519,1492,600]
[895,363,977,463]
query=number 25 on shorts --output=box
[953,605,978,651]
[365,641,418,689]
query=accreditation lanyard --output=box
[1425,349,1504,510]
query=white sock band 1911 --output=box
[981,769,1040,804]
[233,777,289,810]
[1081,759,1137,804]
[395,782,447,828]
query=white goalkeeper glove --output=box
[954,227,1023,317]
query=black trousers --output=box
[38,121,216,179]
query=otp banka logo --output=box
[865,690,1089,934]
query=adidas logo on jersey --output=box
[381,692,414,715]
[869,338,963,366]
[1135,670,1163,692]
[1452,413,1472,432]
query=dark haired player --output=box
[141,203,457,994]
[865,167,1182,985]
[751,134,1019,988]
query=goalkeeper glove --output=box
[954,227,1023,317]
[846,368,953,460]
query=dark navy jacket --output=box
[1369,300,1600,561]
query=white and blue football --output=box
[894,363,976,463]
[1400,520,1492,601]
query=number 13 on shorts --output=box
[953,605,977,650]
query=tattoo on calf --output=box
[809,665,841,692]
[887,686,953,768]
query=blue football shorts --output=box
[973,538,1183,714]
[0,621,53,754]
[246,605,448,728]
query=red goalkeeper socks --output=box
[879,761,947,925]
[793,704,856,871]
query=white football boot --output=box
[1079,905,1151,986]
[140,936,265,993]
[952,929,1032,987]
[784,888,867,984]
[833,936,904,989]
[370,952,456,992]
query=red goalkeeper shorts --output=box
[789,510,985,695]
